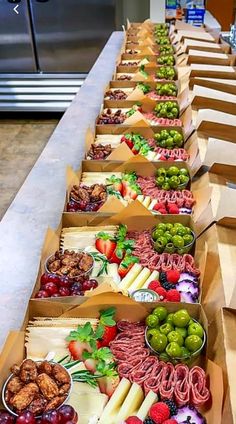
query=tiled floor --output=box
[0,118,58,219]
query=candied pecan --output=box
[63,250,74,256]
[20,359,38,383]
[48,260,61,272]
[27,395,47,415]
[6,376,24,394]
[59,266,72,275]
[77,187,90,202]
[100,191,107,201]
[44,396,66,411]
[90,184,105,201]
[79,254,93,272]
[52,364,70,384]
[36,374,59,400]
[37,361,52,376]
[61,257,78,267]
[58,384,70,396]
[10,383,39,411]
[10,364,21,376]
[68,269,79,278]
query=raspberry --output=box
[168,204,179,214]
[166,289,181,302]
[166,270,180,284]
[163,400,178,416]
[149,402,170,424]
[158,208,168,215]
[162,420,178,424]
[153,202,166,211]
[148,280,161,291]
[155,287,167,301]
[159,155,167,161]
[125,417,143,424]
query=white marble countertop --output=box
[0,31,124,349]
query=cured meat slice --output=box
[118,358,143,379]
[131,356,158,385]
[159,362,175,400]
[189,366,210,406]
[174,364,190,406]
[144,361,165,395]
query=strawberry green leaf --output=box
[95,324,105,339]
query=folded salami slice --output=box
[189,366,210,407]
[131,356,158,385]
[144,361,165,396]
[159,362,175,400]
[118,357,143,379]
[174,364,190,406]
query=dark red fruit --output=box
[0,411,15,424]
[58,406,76,424]
[71,283,82,292]
[42,282,58,295]
[16,411,36,424]
[82,279,98,291]
[41,274,61,285]
[59,278,72,289]
[58,287,71,297]
[41,410,61,424]
[51,293,61,298]
[35,290,49,298]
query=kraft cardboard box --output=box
[182,38,230,54]
[114,64,190,83]
[189,64,236,79]
[193,108,236,142]
[208,307,236,423]
[191,85,236,115]
[0,293,223,424]
[186,50,235,66]
[189,77,236,95]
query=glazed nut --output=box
[44,395,67,411]
[20,359,38,383]
[10,383,39,411]
[6,376,24,394]
[48,260,61,272]
[52,364,70,385]
[37,361,52,375]
[36,373,59,400]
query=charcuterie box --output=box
[64,157,210,218]
[84,123,199,167]
[189,77,236,95]
[189,64,236,80]
[181,38,231,54]
[114,65,190,82]
[29,196,234,308]
[104,79,182,98]
[193,108,236,142]
[172,30,219,44]
[186,50,235,66]
[208,307,236,423]
[0,293,223,424]
[190,85,236,116]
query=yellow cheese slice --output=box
[116,382,144,422]
[99,378,131,424]
[137,195,144,203]
[128,267,151,292]
[149,199,157,210]
[119,264,143,290]
[136,390,158,420]
[68,392,108,423]
[142,196,151,208]
[146,151,156,161]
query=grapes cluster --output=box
[35,273,98,299]
[0,405,77,424]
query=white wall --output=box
[150,0,166,21]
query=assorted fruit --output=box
[146,306,205,361]
[152,222,194,254]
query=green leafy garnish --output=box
[139,64,148,79]
[82,347,113,362]
[137,82,151,94]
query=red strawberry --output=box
[118,255,139,279]
[166,289,181,302]
[125,417,143,424]
[96,362,120,397]
[162,420,178,424]
[121,135,134,150]
[95,232,116,259]
[96,308,117,348]
[132,148,139,155]
[148,280,161,291]
[122,182,140,200]
[66,322,96,360]
[83,347,113,373]
[106,175,123,193]
[149,402,170,424]
[109,239,135,265]
[155,287,167,301]
[166,270,180,284]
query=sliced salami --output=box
[174,364,190,406]
[189,366,210,406]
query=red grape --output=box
[42,283,58,295]
[59,278,72,289]
[58,406,76,424]
[41,410,61,424]
[35,290,49,298]
[71,283,82,292]
[16,411,36,424]
[0,411,15,424]
[82,279,98,291]
[58,287,71,297]
[41,274,61,285]
[51,293,61,298]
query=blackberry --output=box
[163,399,178,416]
[144,418,155,424]
[161,280,176,291]
[159,272,167,283]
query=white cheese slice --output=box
[137,195,144,203]
[68,392,108,423]
[128,267,151,292]
[99,378,131,424]
[116,382,144,422]
[146,151,156,161]
[119,264,143,290]
[149,199,157,210]
[142,270,160,289]
[142,196,151,208]
[136,390,158,420]
[107,263,121,285]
